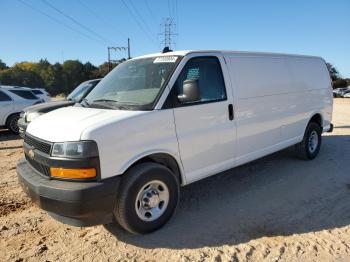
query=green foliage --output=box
[0,59,7,70]
[0,59,114,95]
[2,58,346,94]
[333,78,350,89]
[0,67,44,87]
[326,63,349,88]
[326,63,340,81]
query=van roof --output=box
[136,50,323,60]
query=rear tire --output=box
[6,114,20,134]
[114,162,180,234]
[295,122,322,160]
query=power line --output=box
[167,0,172,18]
[175,0,179,34]
[144,0,158,26]
[17,0,103,44]
[41,0,113,45]
[127,0,156,40]
[121,0,156,44]
[76,0,127,38]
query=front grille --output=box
[25,155,51,177]
[24,135,52,155]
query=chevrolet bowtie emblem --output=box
[28,149,35,159]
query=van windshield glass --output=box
[84,56,180,110]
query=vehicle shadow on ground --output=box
[104,134,350,249]
[0,129,20,143]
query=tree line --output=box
[326,63,350,89]
[0,59,118,96]
[0,59,349,96]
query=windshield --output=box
[67,81,98,102]
[84,56,180,110]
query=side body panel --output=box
[81,110,182,181]
[226,53,332,167]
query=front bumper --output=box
[17,158,121,226]
[323,123,334,133]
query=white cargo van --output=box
[17,50,333,234]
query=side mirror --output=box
[177,79,200,103]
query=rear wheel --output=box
[114,162,180,234]
[295,122,322,160]
[6,114,20,134]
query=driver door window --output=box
[174,56,227,105]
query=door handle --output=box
[228,104,234,120]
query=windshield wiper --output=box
[92,99,118,103]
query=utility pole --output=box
[159,18,177,51]
[127,38,131,60]
[107,38,131,72]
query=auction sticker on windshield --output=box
[153,56,178,63]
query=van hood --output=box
[26,106,146,142]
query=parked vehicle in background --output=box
[18,79,101,137]
[30,88,51,102]
[0,86,43,133]
[333,87,350,98]
[16,50,333,234]
[343,92,350,98]
[341,89,350,97]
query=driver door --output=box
[168,55,236,183]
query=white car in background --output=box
[30,88,51,102]
[343,92,350,98]
[0,86,43,133]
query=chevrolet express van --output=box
[17,50,333,234]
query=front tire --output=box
[295,122,322,160]
[114,162,180,234]
[6,114,20,134]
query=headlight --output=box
[26,112,42,122]
[51,141,99,158]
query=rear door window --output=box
[32,90,44,95]
[9,90,38,100]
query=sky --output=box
[1,0,349,77]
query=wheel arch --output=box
[5,112,21,126]
[308,112,323,127]
[120,151,186,186]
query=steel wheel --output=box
[135,180,169,222]
[308,130,319,153]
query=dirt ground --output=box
[1,99,350,262]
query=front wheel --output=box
[295,122,322,160]
[7,114,20,134]
[114,162,180,234]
